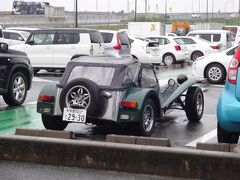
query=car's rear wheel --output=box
[217,123,239,143]
[191,51,203,61]
[185,87,204,122]
[163,54,175,65]
[42,114,68,130]
[205,63,226,84]
[138,99,156,136]
[3,72,28,106]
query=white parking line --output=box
[26,101,37,105]
[33,77,55,83]
[185,128,217,147]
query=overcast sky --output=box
[0,0,239,13]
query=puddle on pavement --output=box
[0,105,42,135]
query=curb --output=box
[0,135,240,179]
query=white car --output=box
[176,36,220,61]
[128,35,161,64]
[10,29,92,72]
[192,45,238,84]
[3,29,30,46]
[145,36,190,65]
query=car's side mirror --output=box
[0,42,8,53]
[26,40,34,45]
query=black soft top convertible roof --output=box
[70,55,140,67]
[59,56,145,88]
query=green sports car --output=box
[37,56,204,136]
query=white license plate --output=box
[63,108,86,123]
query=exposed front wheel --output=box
[3,72,28,106]
[217,123,239,143]
[42,114,68,130]
[205,64,226,84]
[138,99,156,136]
[185,87,204,122]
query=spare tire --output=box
[59,78,103,117]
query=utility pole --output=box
[206,0,208,22]
[212,0,214,22]
[145,0,147,21]
[75,0,78,28]
[238,0,240,25]
[96,0,98,11]
[135,0,137,22]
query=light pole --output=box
[238,0,240,25]
[212,0,214,22]
[96,0,98,11]
[75,0,78,28]
[165,0,167,24]
[135,0,137,22]
[206,0,208,22]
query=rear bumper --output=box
[217,84,240,132]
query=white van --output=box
[0,26,4,43]
[187,30,232,50]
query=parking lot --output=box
[0,63,223,147]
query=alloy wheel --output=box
[13,76,26,102]
[143,105,154,132]
[66,85,91,109]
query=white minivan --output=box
[187,30,232,50]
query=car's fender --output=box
[117,87,161,122]
[161,77,199,108]
[37,83,58,115]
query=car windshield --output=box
[21,32,31,39]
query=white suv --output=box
[10,29,94,72]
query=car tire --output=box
[59,78,103,117]
[217,123,239,143]
[3,72,28,106]
[191,51,204,61]
[205,64,226,84]
[185,87,204,122]
[138,99,156,136]
[42,114,68,130]
[163,54,176,66]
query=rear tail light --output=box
[114,34,121,50]
[121,101,138,109]
[228,46,240,84]
[39,95,54,102]
[210,45,220,49]
[174,45,181,51]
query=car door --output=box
[53,31,78,68]
[25,31,55,68]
